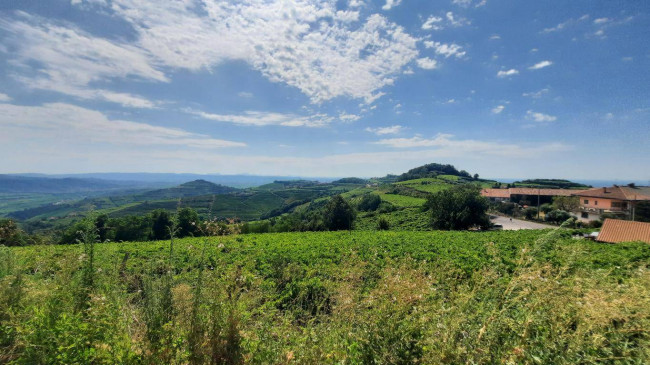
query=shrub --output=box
[524,207,538,220]
[358,194,381,212]
[545,209,571,224]
[377,217,390,230]
[425,185,490,230]
[323,195,356,231]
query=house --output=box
[572,185,650,221]
[597,219,650,244]
[481,188,586,205]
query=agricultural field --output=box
[1,229,649,364]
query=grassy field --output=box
[1,228,649,364]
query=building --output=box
[572,185,650,221]
[481,188,585,205]
[597,219,650,244]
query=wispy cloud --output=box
[0,93,12,102]
[339,113,361,122]
[526,110,557,122]
[373,133,568,157]
[365,125,404,135]
[541,14,589,33]
[529,60,553,70]
[237,91,253,98]
[452,0,487,9]
[0,102,245,148]
[497,69,519,78]
[187,109,333,127]
[523,88,549,98]
[491,105,505,114]
[421,16,443,30]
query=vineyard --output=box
[1,229,649,363]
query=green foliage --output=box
[0,219,26,247]
[524,207,538,220]
[540,203,553,214]
[425,185,490,230]
[398,163,471,181]
[176,207,200,238]
[2,230,649,363]
[357,194,381,212]
[545,209,572,224]
[514,179,591,189]
[333,177,368,184]
[377,217,390,230]
[552,195,580,212]
[150,209,173,240]
[323,195,356,231]
[636,201,650,222]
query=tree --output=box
[177,207,200,238]
[323,195,356,231]
[635,201,650,222]
[358,194,381,212]
[377,217,390,230]
[540,203,553,214]
[524,207,538,220]
[473,173,479,180]
[425,185,490,230]
[95,214,110,242]
[0,219,26,246]
[151,209,173,240]
[552,196,579,212]
[545,209,571,224]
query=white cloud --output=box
[541,15,589,33]
[446,12,471,27]
[594,17,610,24]
[528,60,553,70]
[237,92,253,98]
[489,34,501,40]
[373,134,568,157]
[417,57,438,70]
[491,105,505,114]
[0,102,245,149]
[497,69,519,77]
[522,88,549,98]
[187,109,332,127]
[0,13,164,108]
[365,125,404,135]
[452,0,487,8]
[8,1,422,105]
[0,93,11,102]
[526,110,557,122]
[382,0,402,10]
[424,41,466,58]
[339,113,361,122]
[422,16,443,30]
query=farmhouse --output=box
[572,185,650,221]
[597,218,650,244]
[481,188,585,205]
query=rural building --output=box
[572,185,650,221]
[597,219,650,244]
[481,188,585,205]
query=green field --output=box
[2,229,649,364]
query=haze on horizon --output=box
[1,0,648,181]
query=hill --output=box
[136,179,238,200]
[0,175,136,194]
[397,163,473,181]
[512,179,592,189]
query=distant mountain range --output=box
[9,173,335,189]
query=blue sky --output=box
[0,0,648,180]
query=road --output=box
[490,215,554,230]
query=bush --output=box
[524,207,538,220]
[377,217,390,230]
[545,209,571,224]
[358,194,382,212]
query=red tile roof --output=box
[597,219,650,244]
[481,188,586,198]
[481,188,511,198]
[574,186,650,201]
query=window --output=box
[595,200,598,206]
[584,199,589,204]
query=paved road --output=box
[490,215,554,230]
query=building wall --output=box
[578,196,627,210]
